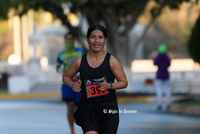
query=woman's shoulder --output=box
[77,56,83,61]
[109,54,121,68]
[109,54,118,62]
[73,56,83,66]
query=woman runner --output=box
[63,24,128,134]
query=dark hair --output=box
[64,31,74,39]
[87,24,107,38]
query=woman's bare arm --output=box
[109,55,128,90]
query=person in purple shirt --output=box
[154,44,171,110]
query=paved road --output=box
[0,98,200,134]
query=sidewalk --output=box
[169,103,200,116]
[169,95,200,116]
[1,92,199,117]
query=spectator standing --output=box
[154,44,171,110]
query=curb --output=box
[0,93,61,100]
[0,93,154,103]
[117,96,155,103]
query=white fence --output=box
[129,71,200,94]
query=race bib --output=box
[85,77,109,98]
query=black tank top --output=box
[79,52,117,103]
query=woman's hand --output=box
[72,80,81,92]
[99,77,109,91]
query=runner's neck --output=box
[88,51,106,60]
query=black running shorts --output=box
[75,101,119,134]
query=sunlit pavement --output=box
[0,98,200,134]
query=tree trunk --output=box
[131,20,154,61]
[106,32,130,67]
[98,6,130,67]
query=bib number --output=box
[85,77,109,98]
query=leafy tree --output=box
[143,2,200,59]
[188,15,200,63]
[0,0,193,66]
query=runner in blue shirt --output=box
[56,32,85,134]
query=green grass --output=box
[0,88,8,94]
[176,100,200,106]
